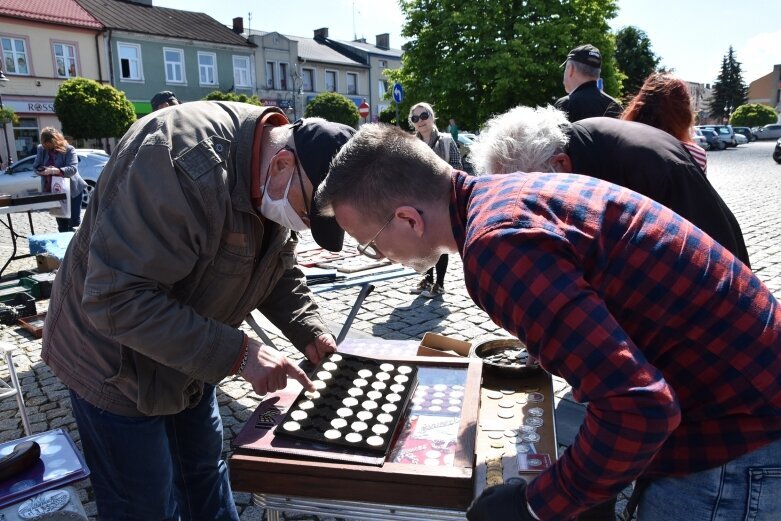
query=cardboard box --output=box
[416,332,472,358]
[35,255,60,273]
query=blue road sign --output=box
[392,83,404,104]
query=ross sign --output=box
[358,100,370,119]
[392,83,404,104]
[4,98,56,114]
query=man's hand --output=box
[303,334,337,364]
[240,338,314,394]
[467,482,536,521]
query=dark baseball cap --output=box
[291,118,356,251]
[151,91,179,110]
[562,44,602,68]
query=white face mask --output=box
[259,169,309,232]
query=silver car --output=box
[0,149,109,207]
[754,124,781,140]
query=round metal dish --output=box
[470,337,541,377]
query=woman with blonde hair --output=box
[32,127,86,232]
[408,101,462,297]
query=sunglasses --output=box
[410,111,430,123]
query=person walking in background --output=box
[448,118,459,141]
[151,90,179,111]
[621,73,708,174]
[555,44,623,122]
[32,127,86,232]
[469,106,750,268]
[408,102,462,298]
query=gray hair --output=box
[408,102,437,126]
[569,60,601,79]
[316,124,451,223]
[469,105,572,175]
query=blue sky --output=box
[155,0,781,85]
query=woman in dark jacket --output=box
[32,127,86,232]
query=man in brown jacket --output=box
[42,101,354,520]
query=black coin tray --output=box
[276,352,418,455]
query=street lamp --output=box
[0,69,12,167]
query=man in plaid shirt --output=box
[316,124,781,521]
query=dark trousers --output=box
[425,253,449,286]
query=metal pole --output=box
[0,92,12,167]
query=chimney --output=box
[314,27,329,39]
[375,33,390,50]
[232,17,243,34]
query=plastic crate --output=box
[0,292,36,321]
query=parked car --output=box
[732,126,756,142]
[0,149,109,207]
[698,129,726,150]
[692,128,708,149]
[695,125,738,147]
[774,137,781,164]
[734,133,748,145]
[754,124,781,140]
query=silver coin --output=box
[324,429,342,439]
[487,431,504,440]
[433,384,447,392]
[390,384,405,393]
[347,387,364,397]
[515,396,528,404]
[367,390,383,400]
[367,435,384,446]
[428,405,442,412]
[498,400,515,409]
[527,392,544,403]
[525,417,544,427]
[519,425,537,433]
[323,362,338,372]
[515,443,531,453]
[397,365,413,375]
[504,430,517,438]
[394,375,409,384]
[372,424,389,434]
[304,391,321,400]
[290,410,307,421]
[452,385,465,391]
[345,432,363,443]
[337,407,354,418]
[376,372,391,381]
[501,389,515,395]
[433,392,445,398]
[386,393,402,403]
[362,400,378,410]
[371,381,387,391]
[358,369,373,378]
[377,413,393,423]
[312,380,326,390]
[330,354,343,362]
[353,378,368,387]
[381,403,398,413]
[431,398,443,405]
[486,391,504,400]
[342,397,359,407]
[331,418,348,429]
[447,406,461,413]
[357,410,373,421]
[522,432,541,442]
[282,421,300,431]
[317,371,332,380]
[351,421,369,432]
[497,410,515,419]
[298,400,315,410]
[528,407,544,417]
[380,363,395,372]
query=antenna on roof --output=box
[352,0,357,41]
[248,12,252,34]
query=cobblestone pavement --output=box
[0,141,779,519]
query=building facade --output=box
[748,64,781,120]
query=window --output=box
[118,42,142,80]
[53,43,77,78]
[301,68,314,92]
[198,52,217,85]
[2,37,30,75]
[347,73,357,95]
[266,62,275,89]
[378,79,389,98]
[163,48,184,83]
[325,70,337,92]
[12,117,39,159]
[279,63,288,90]
[379,60,388,68]
[233,56,251,87]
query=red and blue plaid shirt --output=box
[451,171,781,520]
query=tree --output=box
[54,78,136,143]
[0,106,18,126]
[304,92,359,127]
[614,26,661,99]
[387,0,620,131]
[708,46,748,122]
[203,90,262,105]
[729,103,778,128]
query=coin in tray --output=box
[470,338,541,376]
[276,353,418,454]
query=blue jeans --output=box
[638,437,781,521]
[69,385,239,521]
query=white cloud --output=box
[740,29,781,83]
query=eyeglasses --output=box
[410,111,430,123]
[357,213,395,260]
